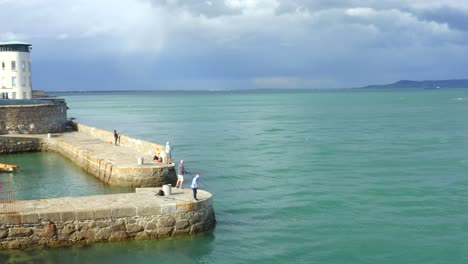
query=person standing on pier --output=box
[113,130,119,146]
[176,160,186,189]
[191,173,200,201]
[165,141,172,163]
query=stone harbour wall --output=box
[71,122,165,157]
[0,122,177,187]
[0,100,67,135]
[0,189,215,249]
[44,138,176,187]
[0,137,43,154]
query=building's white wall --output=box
[0,50,32,99]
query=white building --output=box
[0,41,33,100]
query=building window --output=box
[21,61,26,72]
[21,76,27,87]
[1,61,4,70]
[1,92,8,99]
[12,76,16,87]
[11,61,16,71]
[23,92,26,99]
[1,77,5,88]
[12,92,16,99]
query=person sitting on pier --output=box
[176,160,187,189]
[153,153,163,163]
[153,148,163,163]
[153,153,159,161]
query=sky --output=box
[1,0,468,91]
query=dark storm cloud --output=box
[1,0,468,90]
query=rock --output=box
[74,229,95,241]
[175,220,189,230]
[95,228,111,240]
[76,222,89,232]
[109,231,129,241]
[111,222,126,232]
[60,225,76,236]
[135,231,150,240]
[158,217,175,227]
[0,229,9,239]
[9,228,33,238]
[57,224,75,241]
[191,223,205,234]
[126,224,143,234]
[145,221,158,231]
[158,227,173,238]
[39,222,57,239]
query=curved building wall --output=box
[0,100,67,134]
[0,49,32,99]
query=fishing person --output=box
[113,130,119,146]
[176,160,187,189]
[191,173,200,201]
[165,141,172,163]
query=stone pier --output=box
[0,122,177,187]
[0,122,216,249]
[0,188,215,249]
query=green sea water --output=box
[1,89,468,264]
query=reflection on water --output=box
[0,152,133,200]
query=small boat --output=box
[0,163,19,172]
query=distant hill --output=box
[360,79,468,89]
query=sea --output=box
[0,89,467,264]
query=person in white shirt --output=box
[165,141,172,163]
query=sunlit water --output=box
[1,89,468,264]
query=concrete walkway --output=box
[3,131,170,168]
[54,131,169,168]
[0,188,211,222]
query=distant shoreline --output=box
[41,79,468,93]
[46,87,468,94]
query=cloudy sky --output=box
[1,0,467,90]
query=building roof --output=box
[0,41,32,46]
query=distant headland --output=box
[359,79,468,90]
[33,79,468,93]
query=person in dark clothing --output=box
[113,130,119,146]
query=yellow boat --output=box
[0,163,19,172]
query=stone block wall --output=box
[0,100,67,135]
[0,127,177,187]
[0,137,43,154]
[45,138,176,187]
[0,190,216,249]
